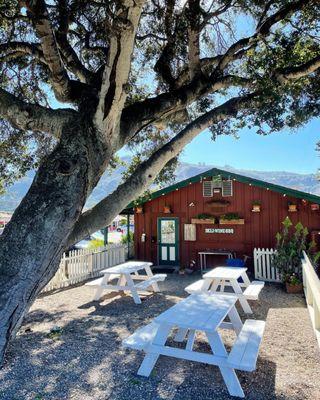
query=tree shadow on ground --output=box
[0,279,315,400]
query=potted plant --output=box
[252,200,261,212]
[191,213,216,224]
[219,213,244,225]
[284,273,303,294]
[163,205,171,214]
[288,201,297,212]
[178,266,185,275]
[273,217,320,293]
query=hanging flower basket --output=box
[135,205,143,214]
[163,205,171,214]
[288,204,297,212]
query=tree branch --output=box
[55,0,95,84]
[94,0,145,136]
[187,0,201,79]
[120,74,251,145]
[69,91,258,244]
[25,0,73,102]
[274,54,320,82]
[215,0,313,72]
[0,42,46,65]
[0,87,77,137]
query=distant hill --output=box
[1,160,319,211]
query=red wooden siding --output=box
[134,178,320,270]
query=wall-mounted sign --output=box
[205,228,234,234]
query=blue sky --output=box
[180,118,319,174]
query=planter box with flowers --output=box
[219,213,244,225]
[191,213,216,224]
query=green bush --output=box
[88,238,104,249]
[121,231,134,244]
[274,217,320,284]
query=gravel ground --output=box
[0,274,319,400]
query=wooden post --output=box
[127,213,130,260]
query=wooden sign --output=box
[184,224,196,241]
[205,228,234,234]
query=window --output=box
[222,180,233,196]
[203,181,213,197]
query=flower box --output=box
[219,218,245,225]
[191,218,215,224]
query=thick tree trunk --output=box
[0,116,109,365]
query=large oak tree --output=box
[0,0,320,363]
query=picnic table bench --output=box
[123,293,265,398]
[85,261,166,304]
[185,266,264,313]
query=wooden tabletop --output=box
[100,261,152,274]
[155,293,238,331]
[203,267,247,280]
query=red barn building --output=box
[123,168,320,271]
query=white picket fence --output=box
[253,248,281,282]
[42,243,133,293]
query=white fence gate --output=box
[42,243,133,293]
[253,248,281,282]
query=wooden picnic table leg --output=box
[230,278,252,314]
[93,273,110,301]
[210,278,221,293]
[144,265,160,292]
[227,305,243,335]
[241,272,251,287]
[206,331,244,398]
[138,324,172,377]
[124,273,142,304]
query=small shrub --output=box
[274,217,320,284]
[121,231,134,244]
[88,238,104,249]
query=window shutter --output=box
[203,181,213,197]
[222,180,233,196]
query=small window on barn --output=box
[203,181,213,197]
[222,180,233,197]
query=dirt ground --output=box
[0,274,319,400]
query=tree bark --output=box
[0,115,109,364]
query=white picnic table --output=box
[123,293,265,398]
[185,266,265,314]
[85,261,166,304]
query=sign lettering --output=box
[205,228,234,234]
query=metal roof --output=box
[121,167,320,213]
